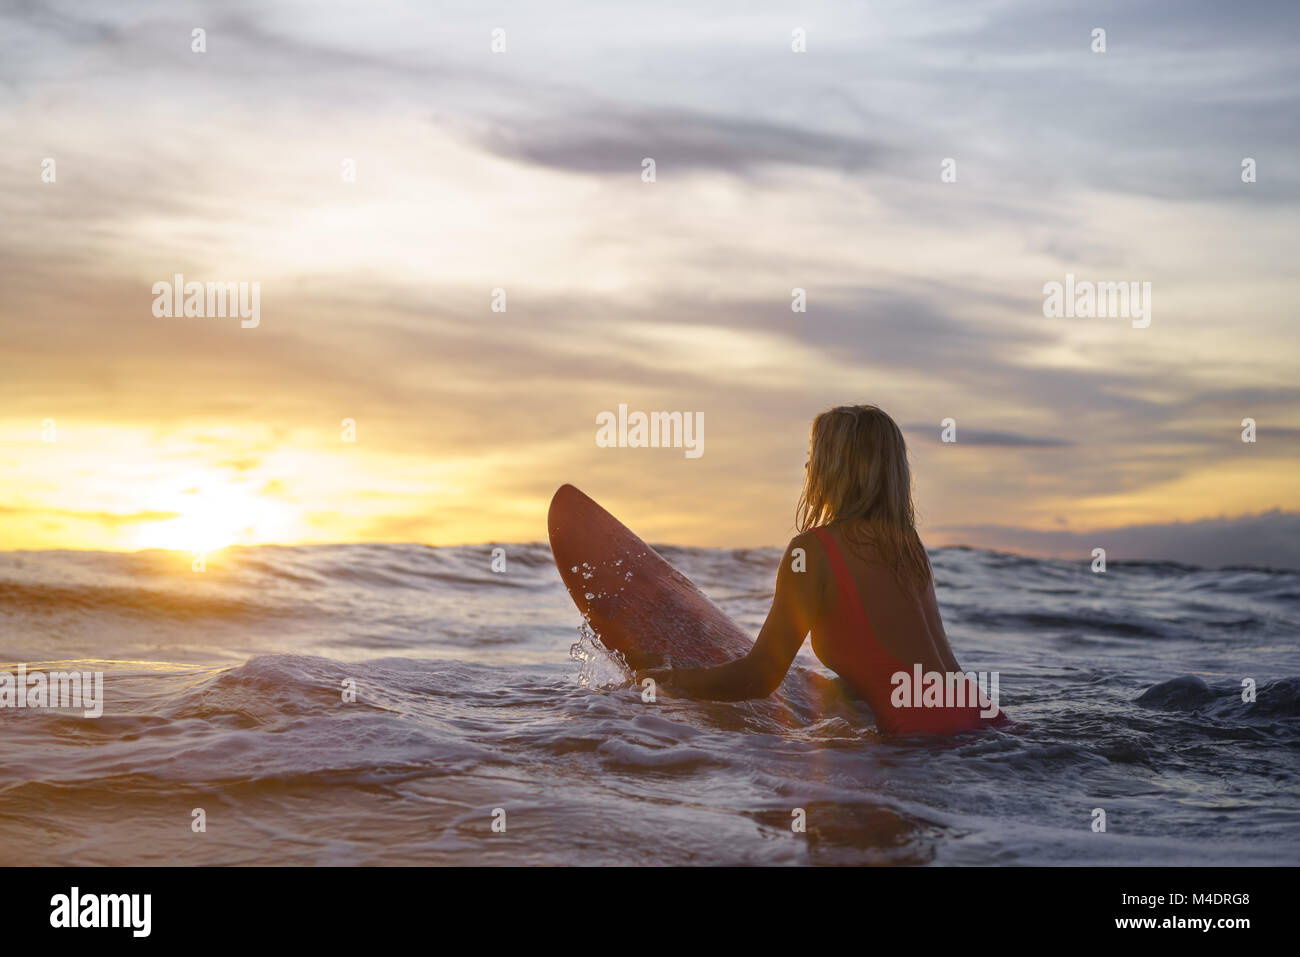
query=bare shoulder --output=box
[779,531,831,607]
[783,530,824,568]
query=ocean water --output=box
[1,543,1297,866]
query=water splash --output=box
[569,616,631,689]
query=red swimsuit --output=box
[810,528,1008,736]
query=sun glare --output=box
[130,472,285,553]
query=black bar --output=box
[5,866,1285,943]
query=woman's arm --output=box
[639,534,823,701]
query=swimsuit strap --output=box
[811,527,865,617]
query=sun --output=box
[130,472,285,553]
[136,511,239,553]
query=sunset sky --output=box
[2,0,1297,566]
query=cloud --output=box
[0,505,180,527]
[905,426,1071,447]
[460,107,895,176]
[934,510,1300,570]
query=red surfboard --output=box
[547,484,753,671]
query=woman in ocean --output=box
[639,404,1007,735]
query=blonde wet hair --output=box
[796,405,931,592]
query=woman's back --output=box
[817,522,956,672]
[809,522,1003,734]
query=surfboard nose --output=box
[548,484,584,539]
[549,484,579,512]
